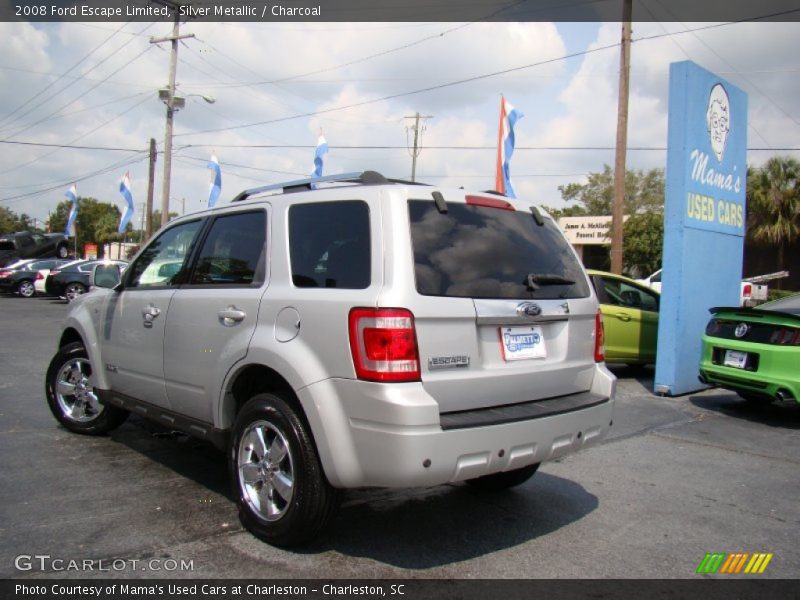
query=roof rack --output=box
[231,170,422,202]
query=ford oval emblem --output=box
[517,302,542,317]
[734,323,749,338]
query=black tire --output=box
[466,463,540,491]
[17,279,35,298]
[64,282,86,302]
[45,342,128,435]
[57,244,69,259]
[230,393,339,547]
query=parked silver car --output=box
[45,171,616,546]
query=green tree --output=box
[746,156,800,281]
[554,166,666,276]
[623,212,663,277]
[49,197,126,257]
[557,164,665,216]
[0,206,36,233]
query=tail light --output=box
[0,271,10,278]
[742,283,752,298]
[769,327,800,346]
[594,310,605,362]
[348,308,421,382]
[36,272,44,280]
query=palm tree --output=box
[746,156,800,283]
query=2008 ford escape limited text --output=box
[45,171,615,546]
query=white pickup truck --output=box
[637,269,768,307]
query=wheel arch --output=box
[220,363,305,431]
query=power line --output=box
[0,139,144,152]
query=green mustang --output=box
[699,293,800,404]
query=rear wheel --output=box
[230,393,339,546]
[17,279,35,298]
[466,463,540,491]
[64,282,86,302]
[45,342,128,435]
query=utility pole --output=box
[146,137,156,241]
[405,112,433,182]
[611,0,632,275]
[150,3,194,229]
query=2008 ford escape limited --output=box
[45,171,615,546]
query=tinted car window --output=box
[191,211,266,286]
[289,201,370,289]
[600,277,659,312]
[409,200,590,300]
[126,220,203,288]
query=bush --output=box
[767,289,797,302]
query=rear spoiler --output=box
[709,306,800,324]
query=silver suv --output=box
[45,171,615,546]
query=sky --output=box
[0,17,799,227]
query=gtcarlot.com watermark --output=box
[15,554,194,573]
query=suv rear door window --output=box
[289,201,370,289]
[191,211,266,286]
[409,200,589,300]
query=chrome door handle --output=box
[142,305,161,328]
[219,306,246,326]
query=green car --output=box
[588,270,659,365]
[700,293,800,403]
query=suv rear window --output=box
[409,200,590,300]
[289,201,370,289]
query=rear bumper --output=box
[299,365,616,488]
[700,337,800,402]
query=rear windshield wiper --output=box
[526,273,575,290]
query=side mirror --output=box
[93,263,121,290]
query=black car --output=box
[0,231,70,267]
[0,259,71,298]
[45,259,128,302]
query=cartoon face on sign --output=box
[706,83,731,163]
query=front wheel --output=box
[64,282,86,302]
[466,463,540,491]
[17,279,35,298]
[45,342,128,435]
[230,393,339,547]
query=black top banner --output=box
[3,0,800,23]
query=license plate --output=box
[723,349,748,369]
[500,326,546,361]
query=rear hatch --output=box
[407,195,598,413]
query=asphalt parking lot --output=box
[0,295,798,580]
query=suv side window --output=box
[191,211,266,286]
[289,201,370,289]
[126,220,203,288]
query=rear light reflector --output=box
[594,310,605,362]
[349,308,421,382]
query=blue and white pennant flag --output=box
[207,154,222,208]
[118,172,135,234]
[64,184,78,237]
[495,96,524,199]
[312,134,328,180]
